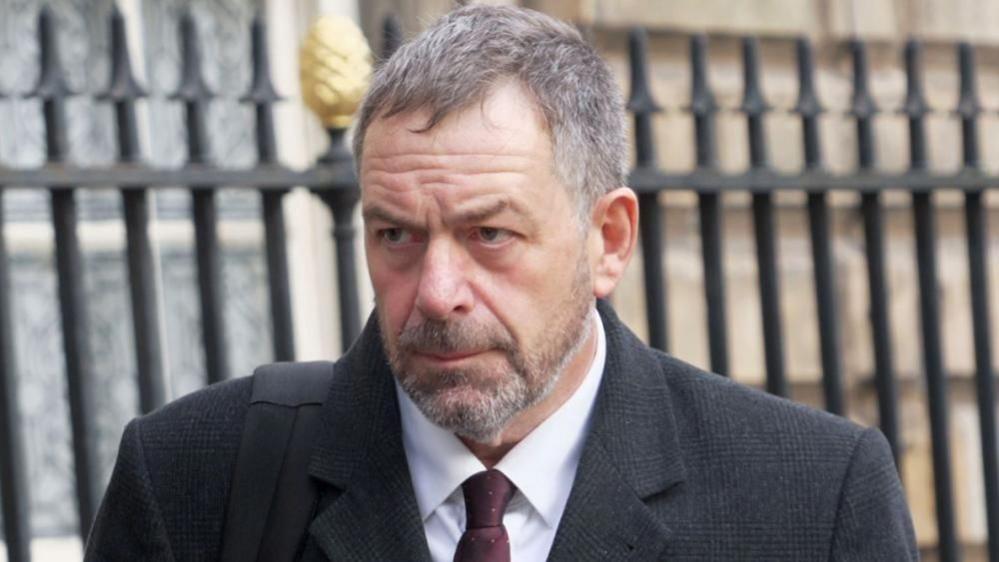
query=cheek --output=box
[473,244,585,331]
[368,258,419,334]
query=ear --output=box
[588,187,639,298]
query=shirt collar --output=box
[397,309,606,528]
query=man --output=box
[86,5,917,561]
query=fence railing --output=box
[0,7,371,561]
[626,29,995,562]
[0,6,996,562]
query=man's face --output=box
[360,81,595,443]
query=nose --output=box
[414,239,474,320]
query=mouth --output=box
[413,350,487,364]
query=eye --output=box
[474,227,513,245]
[379,227,416,246]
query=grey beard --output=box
[397,310,594,443]
[382,242,595,443]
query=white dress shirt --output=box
[397,311,606,562]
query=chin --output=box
[429,384,493,410]
[402,376,524,439]
[414,379,506,418]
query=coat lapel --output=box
[302,303,685,561]
[305,317,432,561]
[548,301,687,561]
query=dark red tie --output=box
[453,469,516,562]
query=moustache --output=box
[396,318,515,355]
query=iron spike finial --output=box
[172,11,212,101]
[793,37,823,117]
[902,39,928,118]
[101,4,146,101]
[381,14,403,61]
[849,39,877,119]
[689,34,717,116]
[740,37,770,116]
[956,42,980,120]
[241,14,281,104]
[627,27,662,115]
[31,6,73,99]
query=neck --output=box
[459,317,598,468]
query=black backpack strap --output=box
[220,361,334,562]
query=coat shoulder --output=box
[136,375,254,441]
[125,376,254,561]
[648,351,910,558]
[657,351,864,447]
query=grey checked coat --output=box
[85,301,917,561]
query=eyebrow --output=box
[362,205,424,231]
[452,199,524,224]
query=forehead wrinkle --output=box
[363,169,531,200]
[362,150,536,174]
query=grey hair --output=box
[352,5,628,217]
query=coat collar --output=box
[306,301,686,561]
[306,315,432,561]
[546,300,686,560]
[588,300,687,498]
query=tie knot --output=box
[461,469,515,528]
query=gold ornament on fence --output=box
[299,15,373,129]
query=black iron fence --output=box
[0,6,995,562]
[626,29,996,562]
[0,7,366,561]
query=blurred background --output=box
[1,0,998,560]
